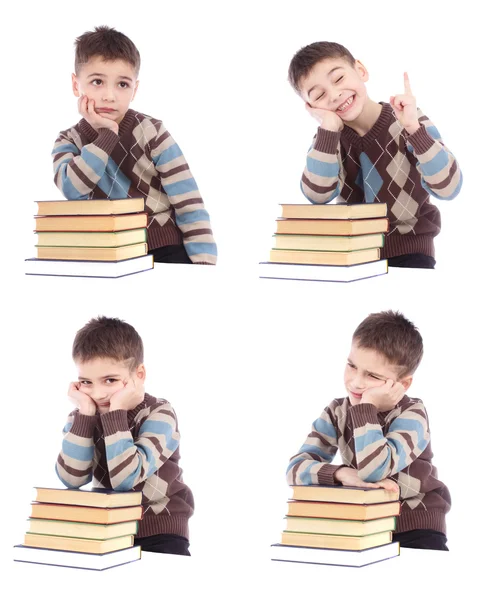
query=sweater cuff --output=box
[70,412,98,438]
[100,410,130,436]
[406,124,435,154]
[313,127,341,154]
[349,403,379,429]
[94,129,120,154]
[317,464,344,486]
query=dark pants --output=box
[149,244,192,264]
[134,533,191,556]
[388,253,436,269]
[392,529,449,551]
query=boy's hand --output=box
[109,377,145,412]
[361,379,405,412]
[305,103,344,132]
[334,467,399,493]
[78,95,119,135]
[68,382,97,417]
[390,73,420,135]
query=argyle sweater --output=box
[286,396,451,535]
[301,102,463,259]
[52,109,217,264]
[55,393,194,539]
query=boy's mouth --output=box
[97,108,116,114]
[349,390,363,400]
[336,94,356,115]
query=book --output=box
[25,255,154,278]
[280,203,388,220]
[271,542,400,568]
[290,485,400,504]
[275,218,388,236]
[36,243,148,262]
[287,501,401,521]
[284,516,396,537]
[27,519,138,540]
[34,488,142,508]
[36,198,145,216]
[30,503,143,524]
[281,530,392,551]
[270,248,380,266]
[13,545,141,571]
[273,233,384,252]
[34,213,148,232]
[24,533,133,554]
[259,260,388,283]
[36,229,147,248]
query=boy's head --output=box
[72,26,140,124]
[72,316,146,413]
[344,311,423,406]
[288,42,370,123]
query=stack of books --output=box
[271,485,401,567]
[259,203,389,283]
[13,487,143,571]
[25,198,154,278]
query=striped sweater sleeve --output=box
[350,402,430,482]
[52,128,120,199]
[149,124,217,265]
[300,128,343,204]
[286,407,341,486]
[100,404,180,491]
[55,411,96,488]
[406,109,463,200]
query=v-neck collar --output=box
[341,102,393,148]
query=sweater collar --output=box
[341,102,394,148]
[78,108,137,143]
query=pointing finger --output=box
[404,71,412,95]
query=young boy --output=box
[55,316,194,555]
[52,26,217,265]
[286,311,451,550]
[288,42,462,268]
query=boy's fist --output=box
[68,382,96,416]
[334,466,399,493]
[305,103,344,132]
[109,377,145,412]
[361,379,405,412]
[78,95,119,135]
[390,72,420,135]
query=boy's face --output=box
[299,57,369,123]
[72,56,139,124]
[75,357,145,414]
[344,341,412,406]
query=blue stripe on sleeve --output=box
[299,463,316,484]
[184,242,218,256]
[153,143,183,166]
[175,209,210,226]
[421,171,463,201]
[299,443,333,462]
[58,164,90,199]
[286,456,305,475]
[389,418,429,453]
[313,417,337,439]
[426,125,441,140]
[52,143,80,156]
[139,420,179,452]
[63,422,73,434]
[82,147,108,178]
[355,429,383,453]
[62,439,94,462]
[105,438,133,459]
[306,156,339,178]
[163,177,198,197]
[418,148,449,177]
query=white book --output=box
[25,255,154,278]
[13,545,141,571]
[259,259,388,283]
[271,542,400,567]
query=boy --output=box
[288,42,462,268]
[52,26,217,265]
[286,311,451,550]
[56,316,194,555]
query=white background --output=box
[1,0,479,595]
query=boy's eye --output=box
[369,374,381,380]
[347,363,356,370]
[79,380,91,386]
[335,76,344,83]
[91,79,102,86]
[105,378,118,384]
[119,82,130,88]
[315,93,325,101]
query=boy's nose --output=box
[102,89,116,102]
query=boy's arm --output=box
[286,407,341,486]
[100,403,180,491]
[406,109,463,200]
[350,401,430,483]
[150,124,217,265]
[55,410,96,488]
[52,128,119,199]
[300,129,343,204]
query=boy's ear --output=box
[355,60,369,83]
[135,363,146,381]
[131,79,139,102]
[72,73,81,98]
[400,375,413,392]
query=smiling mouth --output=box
[337,95,355,113]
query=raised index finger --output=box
[404,72,413,95]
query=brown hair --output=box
[74,25,141,75]
[288,41,356,92]
[352,311,423,377]
[72,316,144,370]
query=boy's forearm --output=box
[301,128,342,204]
[55,413,96,488]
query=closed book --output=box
[290,485,399,504]
[281,530,392,551]
[287,501,401,521]
[36,198,145,216]
[25,255,154,279]
[36,229,147,248]
[275,218,389,236]
[284,516,396,536]
[280,203,387,220]
[273,233,384,252]
[34,213,148,232]
[27,519,139,540]
[270,541,400,568]
[259,260,388,283]
[30,503,143,524]
[36,243,148,262]
[270,248,380,266]
[13,545,141,571]
[23,533,133,554]
[34,488,142,508]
